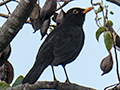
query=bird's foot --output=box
[53,79,59,88]
[54,79,59,83]
[65,79,71,84]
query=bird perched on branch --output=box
[22,7,93,84]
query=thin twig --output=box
[111,31,120,82]
[0,0,11,6]
[100,4,105,26]
[0,13,31,24]
[114,41,120,82]
[56,1,69,11]
[106,0,120,7]
[95,16,101,27]
[0,13,9,18]
[14,0,19,3]
[0,0,19,6]
[104,83,120,90]
[105,5,108,20]
[91,0,101,27]
[2,0,11,15]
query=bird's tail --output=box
[22,61,48,84]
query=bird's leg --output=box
[63,65,71,83]
[51,65,58,82]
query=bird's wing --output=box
[52,31,80,66]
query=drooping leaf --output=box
[100,53,113,75]
[0,44,11,66]
[56,9,65,25]
[104,31,113,52]
[40,0,57,22]
[12,75,24,87]
[96,6,104,14]
[40,19,51,40]
[96,26,107,41]
[30,4,42,32]
[0,81,10,90]
[30,4,40,20]
[0,61,14,84]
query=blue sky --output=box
[1,0,120,89]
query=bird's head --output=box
[64,7,94,26]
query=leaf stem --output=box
[90,0,101,27]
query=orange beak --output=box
[83,7,94,14]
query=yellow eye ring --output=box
[72,9,78,14]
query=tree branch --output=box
[106,0,120,6]
[6,81,96,90]
[0,0,11,6]
[2,0,11,15]
[0,13,31,24]
[0,13,9,18]
[0,0,36,52]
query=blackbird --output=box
[22,7,93,84]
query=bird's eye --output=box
[72,9,79,14]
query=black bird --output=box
[22,7,93,84]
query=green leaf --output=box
[110,11,114,15]
[96,26,107,41]
[96,6,104,14]
[104,31,113,52]
[98,17,102,20]
[106,20,113,26]
[0,81,10,90]
[12,75,24,87]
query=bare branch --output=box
[2,0,11,15]
[0,0,37,52]
[56,1,70,11]
[0,0,11,6]
[104,82,120,90]
[0,13,9,18]
[0,0,19,6]
[6,81,96,90]
[0,13,31,24]
[106,0,120,6]
[91,0,101,27]
[14,0,19,3]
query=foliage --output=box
[12,75,24,87]
[91,0,120,89]
[0,75,24,90]
[96,26,107,41]
[0,81,10,90]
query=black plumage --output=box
[22,7,93,84]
